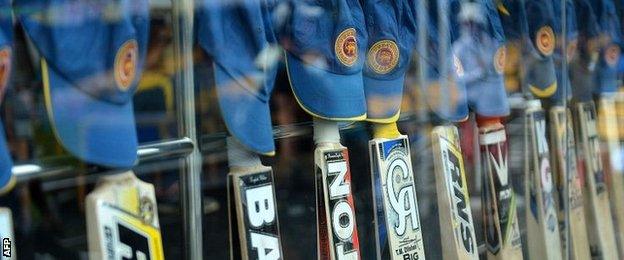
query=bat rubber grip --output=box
[372,122,401,139]
[226,137,262,168]
[313,117,341,145]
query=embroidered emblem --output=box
[335,28,358,66]
[494,46,506,74]
[367,40,399,74]
[114,40,138,91]
[535,26,555,56]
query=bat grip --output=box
[226,136,262,168]
[313,117,340,145]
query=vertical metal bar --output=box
[172,0,203,258]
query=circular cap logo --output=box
[335,28,358,67]
[0,47,11,100]
[114,40,138,91]
[605,44,621,67]
[367,40,399,74]
[493,46,506,74]
[536,26,555,56]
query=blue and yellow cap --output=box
[361,0,416,123]
[197,0,279,155]
[0,0,13,192]
[593,0,621,95]
[282,0,367,121]
[524,0,558,99]
[17,0,150,168]
[454,0,509,117]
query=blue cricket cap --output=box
[17,0,149,168]
[197,0,279,155]
[524,0,558,99]
[421,0,468,122]
[0,0,13,192]
[593,0,622,95]
[361,0,417,123]
[282,0,367,120]
[454,0,510,117]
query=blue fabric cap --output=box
[17,0,150,168]
[282,0,367,120]
[593,0,622,94]
[197,0,279,155]
[421,0,468,122]
[361,0,417,123]
[454,0,510,117]
[0,0,12,190]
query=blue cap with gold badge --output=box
[498,0,558,99]
[0,0,14,193]
[16,0,149,168]
[282,0,367,120]
[453,0,510,117]
[593,0,622,95]
[197,0,280,155]
[361,0,417,123]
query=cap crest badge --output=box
[493,46,506,74]
[367,40,399,74]
[114,40,138,91]
[335,28,358,67]
[604,44,620,67]
[535,26,555,56]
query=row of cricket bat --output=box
[228,97,624,260]
[3,97,623,260]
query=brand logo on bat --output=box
[327,159,359,259]
[245,183,281,259]
[386,158,419,237]
[444,144,475,254]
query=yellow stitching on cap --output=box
[529,82,557,98]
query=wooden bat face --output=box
[316,147,360,260]
[86,172,164,260]
[370,136,425,260]
[432,126,478,260]
[228,167,283,260]
[479,127,523,259]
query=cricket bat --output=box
[314,118,360,260]
[596,96,624,256]
[226,138,283,260]
[0,207,14,260]
[478,118,523,260]
[548,106,591,260]
[369,123,425,260]
[574,101,619,259]
[431,125,478,260]
[86,171,164,260]
[523,100,562,260]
